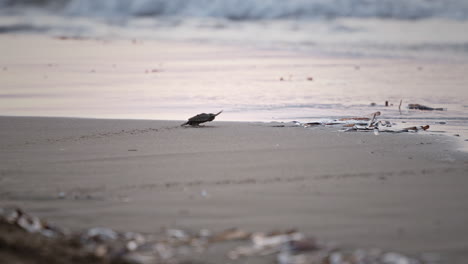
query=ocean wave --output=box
[2,0,468,20]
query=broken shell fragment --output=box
[17,215,43,233]
[0,207,436,264]
[167,229,188,240]
[85,227,118,241]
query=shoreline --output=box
[3,114,467,154]
[1,116,468,263]
[1,34,467,150]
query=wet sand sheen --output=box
[1,116,468,263]
[1,35,467,122]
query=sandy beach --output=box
[1,115,468,263]
[1,1,468,263]
[0,24,468,263]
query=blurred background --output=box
[1,0,468,60]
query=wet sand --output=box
[1,116,468,263]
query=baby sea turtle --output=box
[181,110,223,126]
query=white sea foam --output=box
[2,0,468,20]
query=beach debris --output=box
[399,99,403,114]
[294,111,431,134]
[342,115,428,133]
[0,207,438,264]
[401,125,430,132]
[228,230,312,259]
[0,207,65,237]
[85,227,119,242]
[296,112,381,128]
[307,77,314,81]
[408,104,445,111]
[228,230,428,264]
[276,247,425,264]
[181,110,223,126]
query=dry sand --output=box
[1,116,468,263]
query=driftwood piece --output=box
[408,104,444,111]
[399,99,403,115]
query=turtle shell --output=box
[188,113,215,123]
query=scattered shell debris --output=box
[0,207,440,264]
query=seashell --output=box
[124,232,146,244]
[199,229,212,238]
[155,242,174,260]
[381,252,412,264]
[126,241,138,251]
[166,229,187,240]
[86,227,118,241]
[17,215,43,233]
[40,229,57,238]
